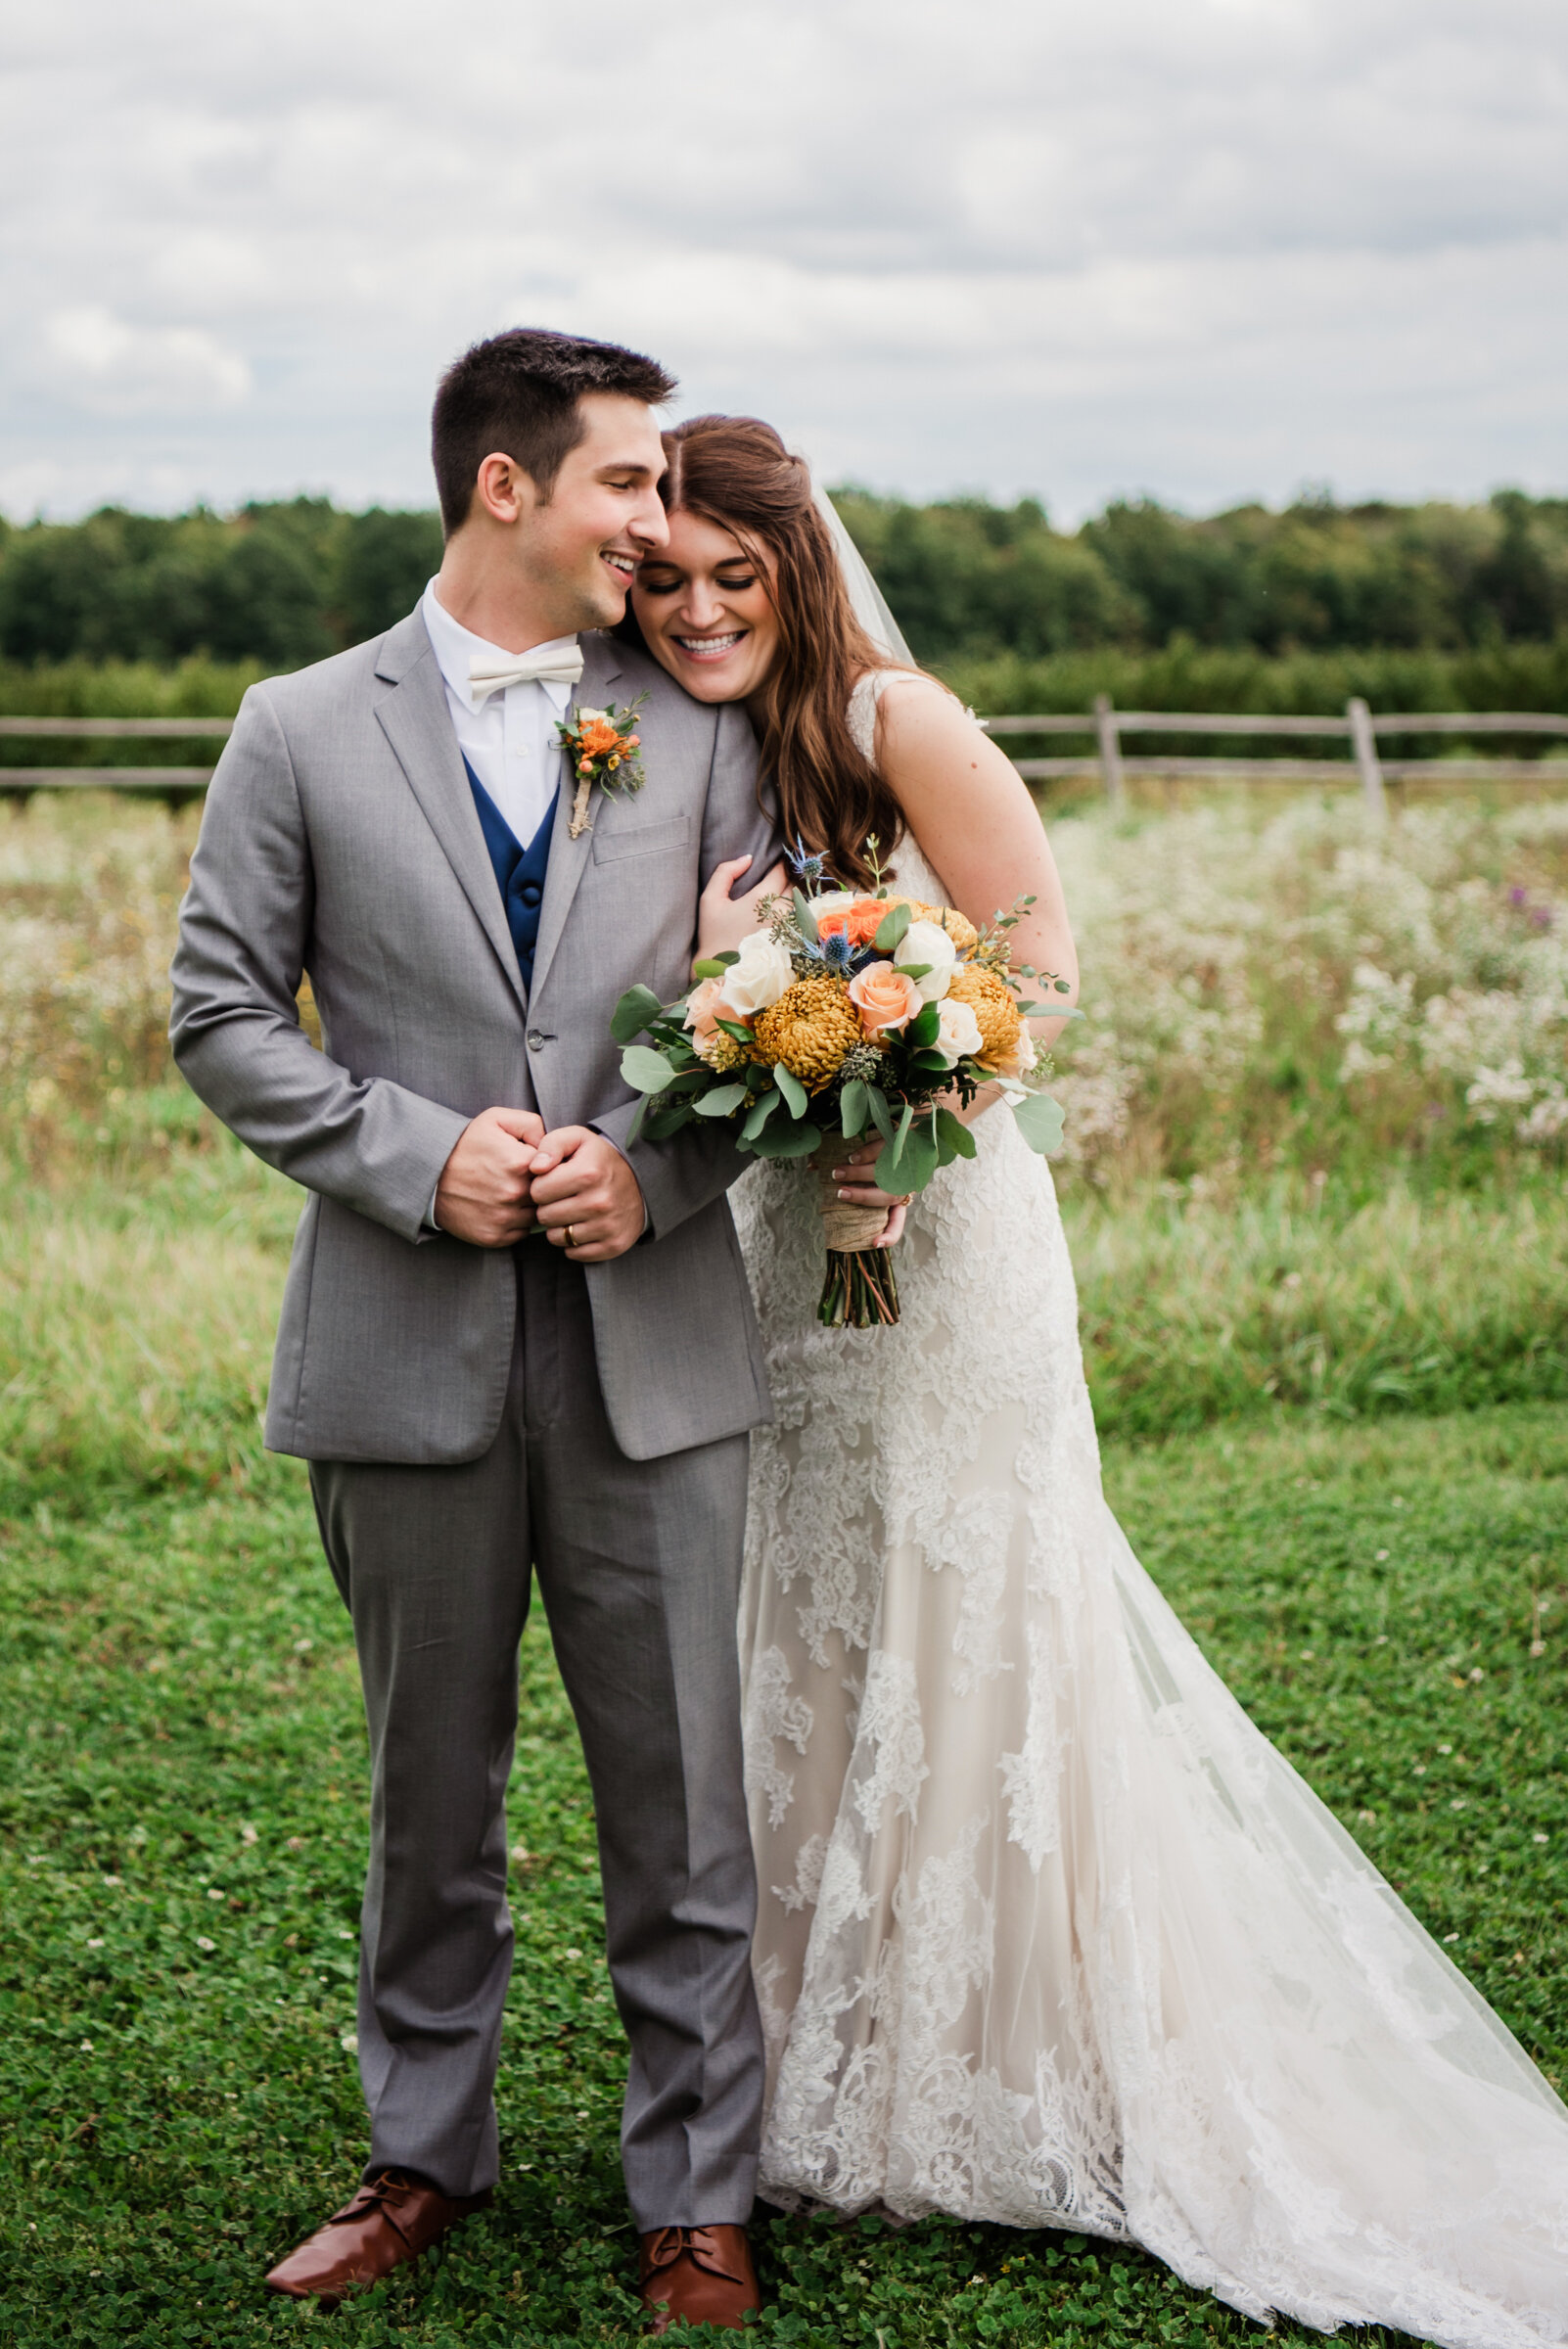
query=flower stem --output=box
[817,1247,900,1328]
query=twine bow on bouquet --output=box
[610,841,1079,1326]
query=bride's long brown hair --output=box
[655,415,914,889]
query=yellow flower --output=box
[909,899,979,954]
[753,976,862,1092]
[945,962,1025,1069]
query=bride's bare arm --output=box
[874,678,1080,1053]
[832,680,1081,1228]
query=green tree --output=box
[337,508,446,643]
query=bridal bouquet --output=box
[612,844,1075,1326]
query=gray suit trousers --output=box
[309,1240,763,2228]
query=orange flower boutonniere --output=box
[557,694,649,839]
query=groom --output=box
[170,329,778,2332]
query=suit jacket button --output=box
[528,1030,545,1050]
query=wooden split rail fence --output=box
[2,700,1568,819]
[981,699,1568,817]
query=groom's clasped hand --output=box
[432,1105,646,1259]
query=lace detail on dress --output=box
[735,819,1568,2347]
[743,1644,813,1828]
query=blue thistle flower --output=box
[819,929,855,974]
[786,835,831,889]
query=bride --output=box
[625,414,1568,2349]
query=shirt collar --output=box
[420,580,578,714]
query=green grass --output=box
[1069,1180,1568,1436]
[7,1127,1568,1497]
[2,1405,1563,2346]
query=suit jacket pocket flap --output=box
[591,812,690,863]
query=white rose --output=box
[895,919,957,1001]
[807,889,856,919]
[719,930,795,1018]
[930,995,985,1068]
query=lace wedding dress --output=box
[729,671,1568,2349]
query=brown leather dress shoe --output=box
[264,2170,491,2306]
[639,2224,760,2333]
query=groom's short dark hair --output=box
[432,329,677,534]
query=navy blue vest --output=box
[463,756,557,993]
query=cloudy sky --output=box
[2,0,1564,523]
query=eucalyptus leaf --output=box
[840,1078,869,1139]
[792,888,820,943]
[934,1106,977,1163]
[865,1084,896,1144]
[873,900,910,953]
[754,1119,821,1161]
[877,1124,939,1194]
[883,1100,915,1173]
[740,1089,780,1142]
[624,1092,650,1149]
[1011,1089,1066,1154]
[645,1102,697,1140]
[715,1019,756,1043]
[774,1062,809,1119]
[692,1082,749,1118]
[691,957,728,982]
[611,985,666,1045]
[898,961,933,983]
[621,1044,679,1093]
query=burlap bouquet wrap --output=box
[819,1168,888,1253]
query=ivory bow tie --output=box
[467,643,584,705]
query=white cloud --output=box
[0,0,1563,518]
[35,307,253,414]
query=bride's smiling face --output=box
[631,510,782,706]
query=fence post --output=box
[1347,698,1387,820]
[1093,693,1125,808]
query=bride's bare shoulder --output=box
[869,671,990,770]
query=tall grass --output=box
[1072,1184,1568,1438]
[2,789,1566,1496]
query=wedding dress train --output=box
[731,729,1568,2348]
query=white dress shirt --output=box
[418,580,644,1237]
[420,578,575,849]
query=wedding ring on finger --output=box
[566,1223,578,1249]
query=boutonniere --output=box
[558,695,649,839]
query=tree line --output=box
[0,487,1564,670]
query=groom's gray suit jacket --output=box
[170,611,777,1466]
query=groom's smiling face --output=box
[517,392,670,631]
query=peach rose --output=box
[848,960,924,1037]
[683,976,737,1065]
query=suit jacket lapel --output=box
[529,632,624,1004]
[372,610,528,1011]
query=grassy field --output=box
[1,786,1566,2343]
[3,1407,1563,2347]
